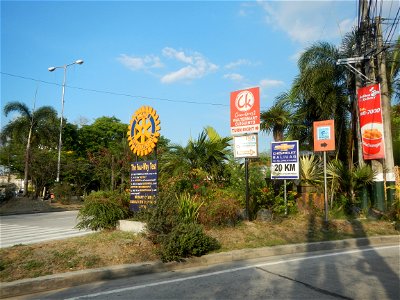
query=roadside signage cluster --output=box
[230,87,260,135]
[130,160,158,212]
[357,84,385,160]
[271,141,299,179]
[230,87,260,219]
[234,134,258,158]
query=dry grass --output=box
[1,212,398,283]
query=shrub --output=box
[159,222,220,262]
[146,192,179,243]
[53,182,74,204]
[0,183,17,203]
[76,191,131,230]
[198,197,241,227]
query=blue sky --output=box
[1,1,398,153]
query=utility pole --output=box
[376,16,395,207]
[359,0,385,211]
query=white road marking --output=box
[66,245,399,300]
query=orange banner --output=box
[313,120,335,152]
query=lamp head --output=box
[48,67,56,72]
[75,60,84,65]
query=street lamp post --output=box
[48,59,84,182]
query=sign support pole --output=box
[323,151,328,222]
[245,158,250,220]
[284,179,287,215]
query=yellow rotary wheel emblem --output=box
[127,106,161,156]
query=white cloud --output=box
[161,47,218,84]
[117,54,163,70]
[223,73,245,82]
[258,1,357,45]
[259,79,284,88]
[225,59,254,69]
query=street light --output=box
[48,59,84,182]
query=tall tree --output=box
[260,92,292,142]
[2,102,58,196]
[290,42,350,161]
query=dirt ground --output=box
[0,197,82,215]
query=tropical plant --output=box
[1,102,58,196]
[160,127,231,185]
[76,191,131,230]
[387,36,400,102]
[289,42,350,161]
[327,159,375,206]
[299,155,323,187]
[260,92,292,142]
[176,193,204,223]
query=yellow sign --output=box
[274,143,295,151]
[127,106,161,156]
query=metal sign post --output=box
[245,158,250,220]
[313,120,335,223]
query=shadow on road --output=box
[288,212,399,299]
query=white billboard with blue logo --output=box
[271,141,299,180]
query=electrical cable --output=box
[0,72,229,107]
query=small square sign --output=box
[317,126,331,140]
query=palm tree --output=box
[387,36,400,102]
[160,127,231,182]
[260,92,292,142]
[2,102,58,196]
[290,42,350,162]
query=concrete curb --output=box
[1,235,399,299]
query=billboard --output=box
[271,141,299,180]
[230,87,260,135]
[357,84,385,160]
[234,134,258,158]
[130,160,158,211]
[313,120,335,152]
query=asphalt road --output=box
[16,244,400,300]
[0,211,92,248]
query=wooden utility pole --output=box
[376,17,396,207]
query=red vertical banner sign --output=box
[230,87,260,135]
[357,84,385,160]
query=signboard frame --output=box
[271,140,299,180]
[313,120,335,152]
[130,160,158,212]
[233,134,259,158]
[230,87,260,135]
[357,84,385,160]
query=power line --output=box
[1,72,229,107]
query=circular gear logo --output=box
[127,106,161,156]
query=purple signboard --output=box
[130,160,158,211]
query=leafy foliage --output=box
[146,192,179,242]
[177,193,203,223]
[327,160,375,205]
[198,196,241,227]
[299,155,323,187]
[76,191,131,230]
[146,191,221,262]
[159,222,220,262]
